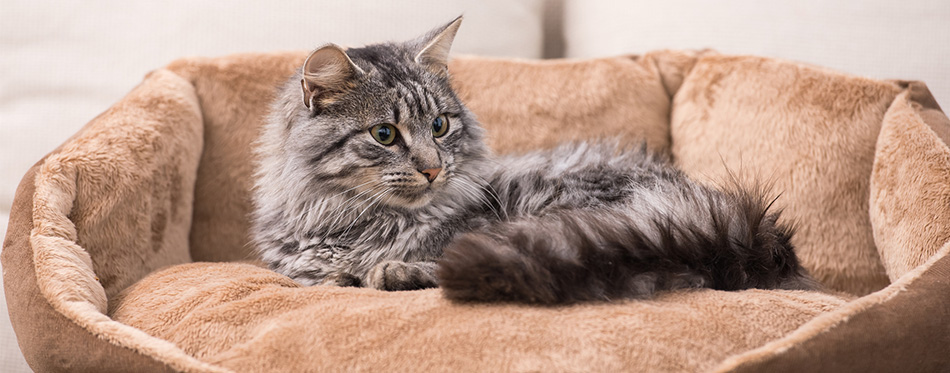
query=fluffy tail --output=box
[437,189,818,305]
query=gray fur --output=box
[253,18,491,287]
[251,18,816,300]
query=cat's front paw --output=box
[366,261,438,291]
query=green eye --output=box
[371,124,397,145]
[432,114,449,138]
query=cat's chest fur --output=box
[263,181,491,283]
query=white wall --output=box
[565,0,950,104]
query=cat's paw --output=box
[366,261,438,291]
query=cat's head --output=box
[273,17,488,210]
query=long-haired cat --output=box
[251,17,818,304]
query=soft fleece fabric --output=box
[4,50,950,372]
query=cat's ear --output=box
[413,16,463,76]
[301,44,364,110]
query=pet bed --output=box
[3,49,949,372]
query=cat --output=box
[250,16,818,304]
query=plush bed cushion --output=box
[670,54,901,295]
[6,50,950,371]
[710,81,950,372]
[870,83,950,281]
[102,51,883,370]
[111,262,845,372]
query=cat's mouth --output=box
[386,188,434,209]
[385,179,448,210]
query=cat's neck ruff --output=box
[298,170,487,245]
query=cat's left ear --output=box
[413,16,463,76]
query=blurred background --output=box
[2,0,948,371]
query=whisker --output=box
[322,183,385,243]
[455,170,507,219]
[327,183,384,224]
[356,191,398,247]
[454,178,502,220]
[342,188,392,239]
[306,180,377,229]
[326,180,375,200]
[459,179,500,216]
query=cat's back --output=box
[487,141,675,215]
[492,141,673,192]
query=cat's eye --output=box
[432,114,450,138]
[371,124,398,145]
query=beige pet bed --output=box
[4,50,950,372]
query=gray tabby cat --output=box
[251,17,818,304]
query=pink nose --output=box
[420,168,441,183]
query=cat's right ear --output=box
[301,44,364,110]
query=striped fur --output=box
[251,19,817,303]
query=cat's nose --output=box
[419,167,441,183]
